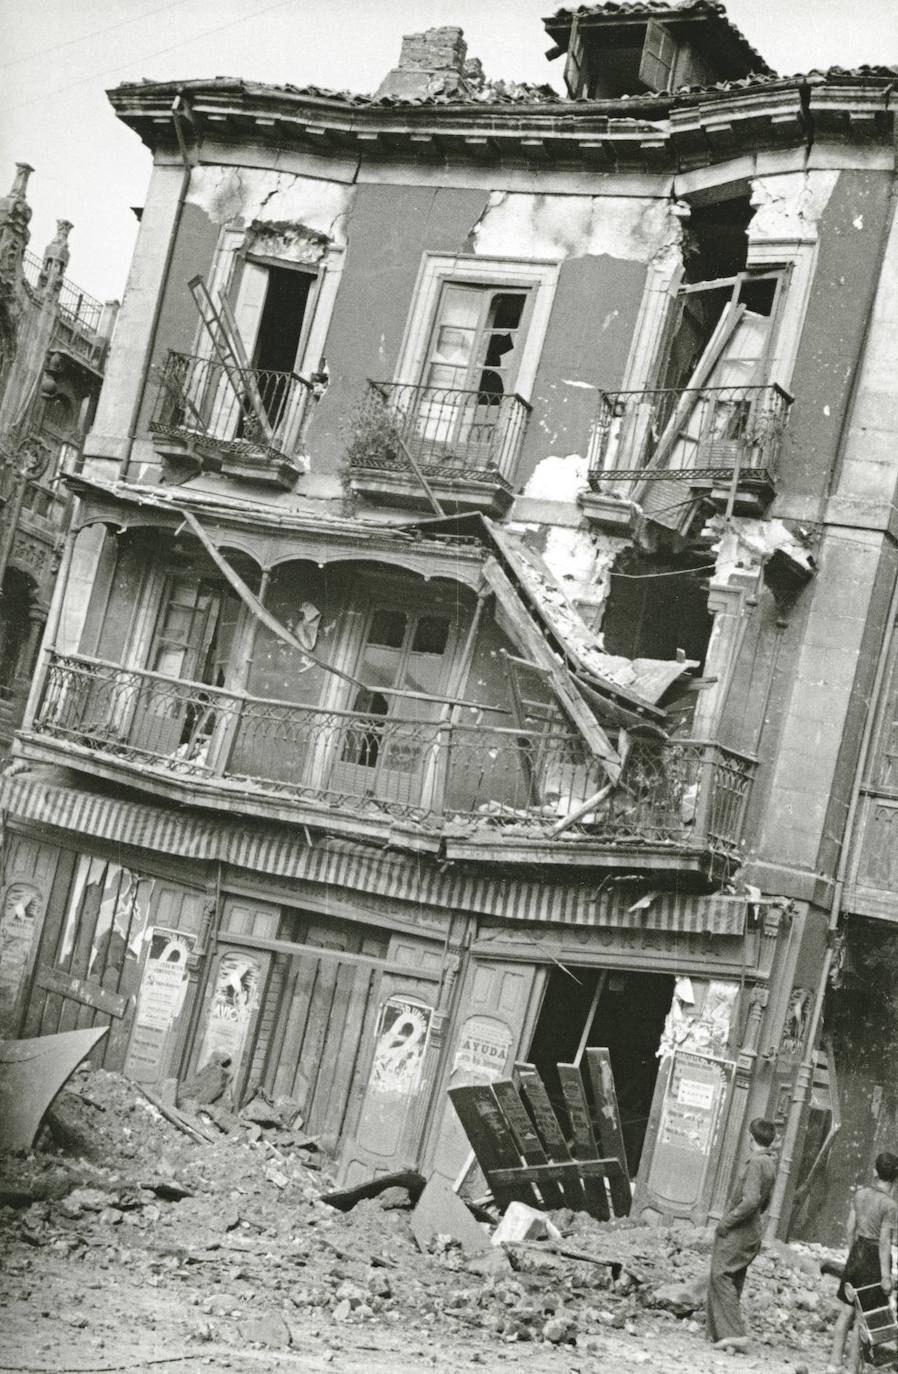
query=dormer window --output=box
[544,4,772,101]
[565,18,710,99]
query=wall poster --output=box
[370,996,433,1099]
[350,995,434,1163]
[198,951,262,1075]
[647,1050,734,1210]
[0,882,42,1035]
[123,928,196,1083]
[450,1014,514,1087]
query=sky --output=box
[1,0,897,303]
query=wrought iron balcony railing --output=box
[149,350,312,465]
[30,653,753,859]
[587,383,792,489]
[57,277,104,335]
[348,380,530,485]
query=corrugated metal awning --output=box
[0,775,747,937]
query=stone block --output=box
[410,1175,491,1256]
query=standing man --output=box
[826,1150,898,1374]
[706,1116,778,1352]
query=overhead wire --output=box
[610,563,717,579]
[0,0,187,72]
[1,0,297,114]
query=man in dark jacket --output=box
[706,1116,778,1351]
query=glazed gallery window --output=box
[422,284,530,400]
[333,603,455,807]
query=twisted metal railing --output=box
[31,653,753,857]
[149,349,312,463]
[587,383,792,489]
[348,380,530,484]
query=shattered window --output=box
[423,284,528,398]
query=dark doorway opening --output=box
[253,266,312,375]
[527,966,674,1176]
[251,266,313,429]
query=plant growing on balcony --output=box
[345,390,405,472]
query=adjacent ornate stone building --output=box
[0,163,117,751]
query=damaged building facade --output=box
[0,3,896,1239]
[0,162,116,754]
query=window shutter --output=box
[639,20,677,93]
[563,16,584,97]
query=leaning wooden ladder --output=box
[448,1048,631,1221]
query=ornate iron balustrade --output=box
[22,250,43,290]
[587,383,792,488]
[31,653,753,858]
[57,276,103,335]
[348,380,530,484]
[149,349,312,464]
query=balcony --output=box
[346,380,531,516]
[149,350,312,488]
[25,652,754,873]
[585,383,792,522]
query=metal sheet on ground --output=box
[0,1026,109,1150]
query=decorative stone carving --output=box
[0,163,32,285]
[42,219,72,290]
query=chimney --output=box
[375,26,470,100]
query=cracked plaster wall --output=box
[185,165,353,246]
[748,170,839,247]
[471,191,683,266]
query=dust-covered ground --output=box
[0,1068,842,1374]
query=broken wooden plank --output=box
[481,558,620,781]
[515,1062,588,1213]
[321,1169,426,1212]
[448,1084,539,1210]
[584,1048,632,1216]
[509,1240,643,1283]
[558,1063,611,1221]
[492,1079,566,1211]
[33,964,128,1020]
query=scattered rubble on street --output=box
[1,1066,840,1372]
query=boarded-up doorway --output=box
[198,896,391,1147]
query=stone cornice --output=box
[108,73,896,174]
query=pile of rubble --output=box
[0,1067,837,1366]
